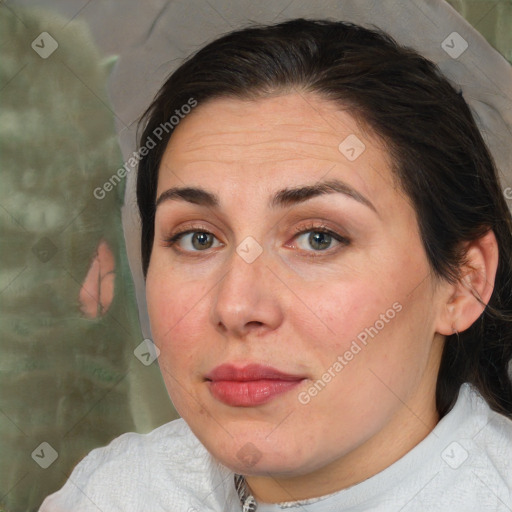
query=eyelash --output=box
[162,222,350,256]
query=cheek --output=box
[302,274,397,351]
[300,252,431,381]
[146,270,206,356]
[146,272,210,411]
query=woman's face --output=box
[146,93,450,497]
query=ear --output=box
[436,230,499,336]
[79,238,116,318]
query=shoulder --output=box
[39,418,237,511]
[460,384,512,465]
[72,417,200,482]
[468,389,512,487]
[443,384,512,508]
[385,384,512,511]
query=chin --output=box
[218,450,304,476]
[197,429,315,476]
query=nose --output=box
[210,246,284,339]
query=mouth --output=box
[205,363,306,407]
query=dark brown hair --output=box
[137,18,512,417]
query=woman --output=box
[41,17,512,511]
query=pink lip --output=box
[205,364,306,407]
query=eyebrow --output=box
[155,178,377,214]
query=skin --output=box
[79,239,115,318]
[145,92,498,502]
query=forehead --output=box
[157,93,403,217]
[163,93,380,164]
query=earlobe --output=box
[436,230,499,336]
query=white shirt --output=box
[39,383,512,511]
